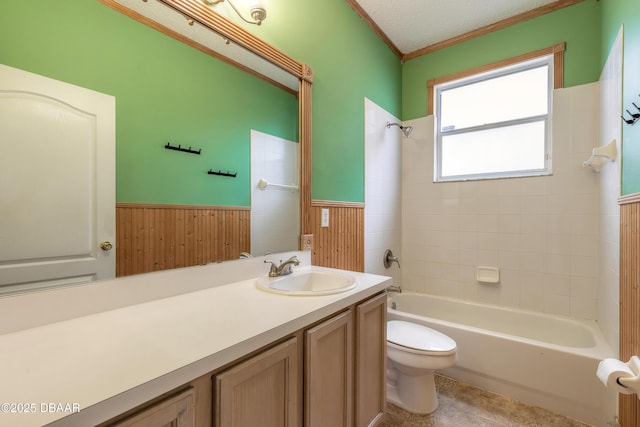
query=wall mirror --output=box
[107,0,302,92]
[103,0,313,275]
[0,0,312,293]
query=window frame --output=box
[427,42,565,182]
[434,55,553,182]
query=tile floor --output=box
[379,375,593,427]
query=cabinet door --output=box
[109,388,194,427]
[355,293,387,427]
[305,310,354,427]
[214,337,299,427]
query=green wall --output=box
[402,0,602,121]
[209,0,403,203]
[0,0,298,206]
[602,0,640,195]
[296,2,402,203]
[0,0,402,205]
[8,1,633,202]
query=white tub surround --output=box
[0,252,391,427]
[402,83,600,321]
[364,98,402,284]
[388,292,616,427]
[597,27,622,353]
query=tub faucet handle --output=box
[384,249,400,269]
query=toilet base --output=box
[387,366,438,414]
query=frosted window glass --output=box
[435,55,552,181]
[440,65,548,132]
[441,121,546,178]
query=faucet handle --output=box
[264,260,278,276]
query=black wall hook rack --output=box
[208,169,237,178]
[621,96,640,126]
[165,142,201,155]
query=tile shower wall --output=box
[364,98,402,285]
[597,29,622,352]
[402,83,600,320]
[250,130,299,256]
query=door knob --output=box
[100,241,113,251]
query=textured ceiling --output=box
[353,0,560,54]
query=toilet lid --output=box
[387,320,456,353]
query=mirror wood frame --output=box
[99,0,313,257]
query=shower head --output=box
[401,126,413,137]
[386,122,413,138]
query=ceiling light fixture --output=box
[202,0,267,25]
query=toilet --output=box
[386,320,457,414]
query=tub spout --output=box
[387,285,402,293]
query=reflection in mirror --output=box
[250,130,300,255]
[0,63,116,294]
[103,0,302,274]
[107,0,300,92]
[1,0,309,294]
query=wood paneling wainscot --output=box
[310,201,365,272]
[619,195,640,427]
[116,203,249,277]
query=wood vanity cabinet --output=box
[303,292,387,427]
[213,337,299,427]
[355,292,387,427]
[213,292,386,427]
[103,292,386,427]
[305,310,354,427]
[108,388,195,427]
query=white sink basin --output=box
[255,268,357,296]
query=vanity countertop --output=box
[0,255,391,427]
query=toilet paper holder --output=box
[617,356,640,393]
[597,355,640,398]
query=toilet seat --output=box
[387,320,456,356]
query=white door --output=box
[0,64,115,293]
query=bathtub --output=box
[387,292,617,427]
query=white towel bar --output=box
[257,178,299,192]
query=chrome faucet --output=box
[264,256,300,277]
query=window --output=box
[434,56,553,181]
